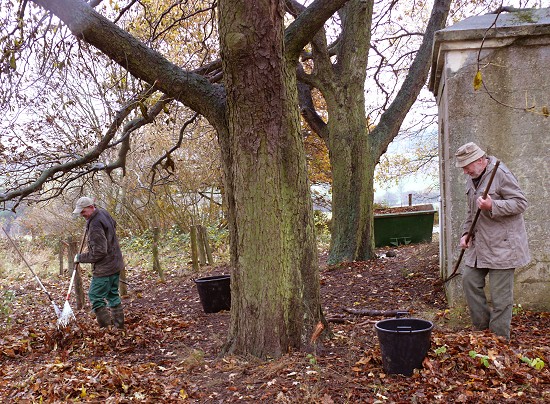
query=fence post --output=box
[119,266,128,296]
[200,225,214,265]
[58,239,64,276]
[197,225,206,266]
[152,227,164,281]
[190,225,200,272]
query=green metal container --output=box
[374,205,436,247]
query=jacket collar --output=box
[466,155,497,191]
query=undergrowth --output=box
[0,225,231,284]
[120,225,230,273]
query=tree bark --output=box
[220,0,321,357]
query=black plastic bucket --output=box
[375,318,434,376]
[194,275,231,313]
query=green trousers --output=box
[88,273,121,311]
[462,265,515,339]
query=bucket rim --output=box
[375,317,434,333]
[194,274,231,283]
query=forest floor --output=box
[1,241,549,403]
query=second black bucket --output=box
[194,274,231,313]
[375,318,434,376]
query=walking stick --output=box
[444,160,500,283]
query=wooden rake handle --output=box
[65,227,88,300]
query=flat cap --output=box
[455,142,486,168]
[72,196,94,215]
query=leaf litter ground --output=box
[1,242,549,402]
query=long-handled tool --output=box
[57,228,88,327]
[1,226,61,318]
[444,160,500,283]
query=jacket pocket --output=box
[484,227,516,264]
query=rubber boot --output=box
[110,304,125,329]
[94,306,113,328]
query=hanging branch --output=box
[474,8,536,112]
[149,112,200,190]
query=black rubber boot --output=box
[94,306,113,328]
[110,304,125,329]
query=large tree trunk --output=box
[219,0,321,357]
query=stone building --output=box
[429,8,550,310]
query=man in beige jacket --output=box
[455,142,530,340]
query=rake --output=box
[1,226,61,319]
[57,228,88,328]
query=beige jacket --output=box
[462,156,530,269]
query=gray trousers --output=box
[462,265,515,339]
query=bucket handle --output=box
[395,311,412,332]
[395,311,409,318]
[396,325,413,333]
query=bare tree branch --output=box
[370,0,452,161]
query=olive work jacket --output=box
[79,207,125,278]
[462,156,530,269]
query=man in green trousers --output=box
[73,197,125,329]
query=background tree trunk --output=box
[328,126,376,263]
[298,0,451,264]
[220,0,321,358]
[298,0,375,264]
